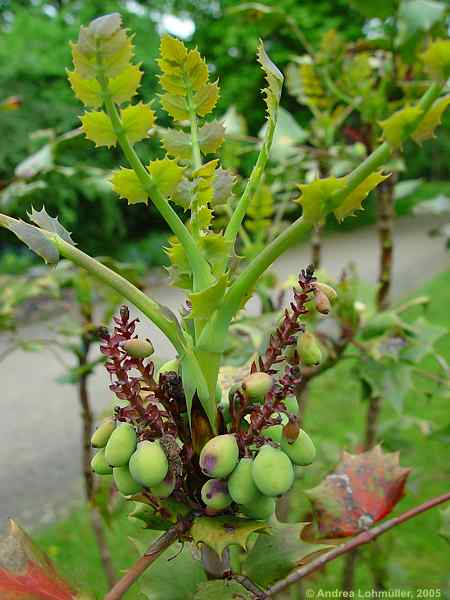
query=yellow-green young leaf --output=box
[286,58,330,110]
[67,70,102,107]
[257,40,283,120]
[108,64,143,104]
[200,233,233,275]
[379,106,423,148]
[412,95,450,144]
[160,94,189,121]
[297,177,345,224]
[121,102,155,144]
[189,274,228,320]
[70,41,97,79]
[160,34,187,64]
[198,121,225,154]
[147,158,185,197]
[421,39,450,81]
[194,82,220,117]
[80,110,116,147]
[165,237,192,288]
[334,171,390,221]
[111,168,147,205]
[160,128,192,159]
[191,159,219,231]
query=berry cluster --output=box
[90,268,337,521]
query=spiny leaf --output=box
[28,206,74,245]
[108,64,143,105]
[198,121,225,154]
[160,128,192,159]
[160,94,189,121]
[80,110,116,147]
[121,102,155,144]
[257,40,283,120]
[67,70,103,108]
[334,171,390,221]
[190,516,269,558]
[421,39,450,81]
[111,168,147,205]
[306,446,410,539]
[194,82,220,117]
[212,168,235,206]
[243,520,331,588]
[379,105,423,148]
[296,177,345,224]
[0,519,80,599]
[191,159,219,232]
[0,214,59,265]
[188,274,228,321]
[201,233,233,275]
[147,158,185,197]
[412,95,450,144]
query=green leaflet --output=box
[334,171,390,221]
[158,34,219,121]
[0,214,59,265]
[191,159,218,233]
[111,168,147,204]
[80,103,155,147]
[160,122,226,160]
[245,183,273,234]
[148,158,185,197]
[188,274,228,321]
[379,106,424,148]
[68,64,143,108]
[257,39,283,122]
[412,94,450,143]
[297,177,345,224]
[197,121,225,155]
[421,39,450,81]
[28,206,74,245]
[286,57,330,110]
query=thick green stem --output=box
[97,70,213,291]
[50,235,186,354]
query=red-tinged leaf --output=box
[0,519,84,599]
[305,446,410,539]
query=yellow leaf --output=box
[67,70,102,108]
[421,39,450,81]
[109,64,143,104]
[70,41,97,79]
[160,94,189,121]
[120,102,155,144]
[379,106,423,148]
[296,177,345,224]
[194,82,220,117]
[111,168,147,205]
[334,171,390,221]
[80,110,116,147]
[160,34,188,63]
[186,49,209,91]
[412,95,450,144]
[147,158,185,197]
[193,159,219,179]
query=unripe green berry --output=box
[252,445,294,497]
[297,331,322,366]
[281,429,316,466]
[91,418,115,448]
[150,472,176,498]
[113,465,143,496]
[129,440,168,488]
[261,424,282,444]
[314,282,338,304]
[240,493,276,520]
[104,422,137,467]
[122,338,154,359]
[201,479,232,510]
[199,434,239,478]
[228,458,259,505]
[91,448,113,475]
[242,372,273,401]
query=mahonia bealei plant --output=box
[0,13,449,530]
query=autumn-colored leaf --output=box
[0,519,84,599]
[305,445,410,539]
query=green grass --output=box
[34,268,450,598]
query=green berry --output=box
[91,418,115,448]
[241,493,276,520]
[113,465,143,496]
[242,372,273,401]
[104,422,137,467]
[297,331,322,366]
[122,338,154,359]
[150,472,176,498]
[228,458,259,505]
[199,434,239,478]
[314,282,337,304]
[129,440,168,488]
[91,448,113,475]
[261,424,283,444]
[252,445,294,497]
[201,479,232,510]
[281,429,316,466]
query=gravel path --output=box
[0,214,448,529]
